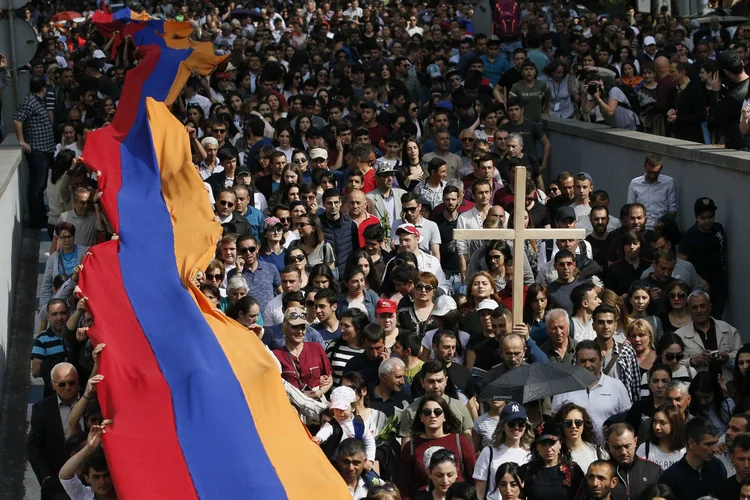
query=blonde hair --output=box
[490,418,535,450]
[627,318,655,349]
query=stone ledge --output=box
[544,117,750,174]
[0,148,22,201]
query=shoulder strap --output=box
[353,415,366,441]
[409,436,414,458]
[603,343,622,375]
[646,440,650,459]
[455,433,464,479]
[485,446,494,500]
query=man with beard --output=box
[581,461,619,500]
[605,423,663,500]
[586,205,614,276]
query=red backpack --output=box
[493,0,521,39]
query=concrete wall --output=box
[0,148,25,401]
[544,117,750,339]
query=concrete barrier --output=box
[0,147,25,402]
[545,117,750,339]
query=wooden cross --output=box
[453,167,586,324]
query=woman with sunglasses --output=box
[398,395,476,500]
[474,403,532,500]
[396,137,424,192]
[413,448,461,500]
[628,283,664,342]
[659,280,691,334]
[635,403,686,470]
[291,149,311,179]
[553,403,607,474]
[284,248,309,289]
[519,422,584,500]
[338,266,379,322]
[290,213,336,270]
[258,217,287,273]
[398,272,439,339]
[203,258,227,294]
[367,483,402,500]
[484,241,513,294]
[326,309,368,385]
[655,333,697,383]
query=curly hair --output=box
[554,403,601,453]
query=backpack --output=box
[615,84,645,131]
[493,0,521,39]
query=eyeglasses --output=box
[506,419,527,429]
[563,419,584,428]
[664,352,684,361]
[55,380,77,387]
[416,283,435,292]
[206,273,223,280]
[239,246,257,254]
[290,254,306,262]
[422,408,444,417]
[58,234,74,240]
[219,200,235,207]
[286,312,305,321]
[668,292,687,299]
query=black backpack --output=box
[616,84,642,115]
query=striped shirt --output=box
[326,342,364,385]
[31,329,67,360]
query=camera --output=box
[587,83,602,96]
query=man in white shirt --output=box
[59,424,116,500]
[183,77,211,116]
[395,224,448,293]
[552,340,632,440]
[391,192,441,259]
[336,438,369,499]
[570,282,601,342]
[263,267,303,326]
[626,153,677,230]
[573,172,594,227]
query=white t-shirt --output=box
[636,442,685,470]
[569,442,606,473]
[473,444,531,500]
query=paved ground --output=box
[0,228,47,499]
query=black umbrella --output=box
[479,363,597,404]
[229,8,263,20]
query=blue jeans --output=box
[701,122,711,145]
[26,150,52,224]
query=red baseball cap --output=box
[376,299,397,314]
[395,223,420,240]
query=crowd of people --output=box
[8,0,750,498]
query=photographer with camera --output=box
[581,72,641,131]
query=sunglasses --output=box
[506,419,527,429]
[306,300,316,307]
[206,273,223,280]
[278,217,291,222]
[668,292,687,299]
[290,254,306,262]
[293,158,307,164]
[416,283,435,292]
[403,206,418,212]
[563,419,584,428]
[239,246,257,254]
[58,234,74,240]
[286,312,305,321]
[489,254,504,260]
[461,137,475,142]
[664,352,684,361]
[422,408,444,417]
[219,200,235,207]
[55,380,77,387]
[369,483,398,495]
[212,129,227,134]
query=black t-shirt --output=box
[502,119,546,162]
[499,66,523,91]
[547,279,585,315]
[606,227,654,263]
[586,233,613,276]
[718,474,742,500]
[433,212,460,274]
[678,222,727,284]
[528,201,551,229]
[520,462,585,500]
[446,362,475,399]
[604,259,652,296]
[467,335,501,371]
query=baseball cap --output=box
[92,49,107,59]
[236,166,251,177]
[309,148,328,160]
[575,172,593,182]
[477,299,500,312]
[284,307,307,326]
[376,299,397,314]
[427,63,442,79]
[376,162,397,176]
[307,126,322,138]
[694,197,717,214]
[535,421,561,443]
[432,295,457,317]
[329,386,357,410]
[488,35,501,45]
[264,216,284,230]
[395,223,420,239]
[501,401,528,421]
[360,101,378,110]
[555,206,577,221]
[643,35,656,46]
[226,62,237,72]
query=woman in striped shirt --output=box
[327,309,368,385]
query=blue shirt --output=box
[229,263,280,313]
[480,55,510,87]
[241,206,266,241]
[313,322,341,344]
[259,249,287,273]
[31,328,67,360]
[262,324,325,350]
